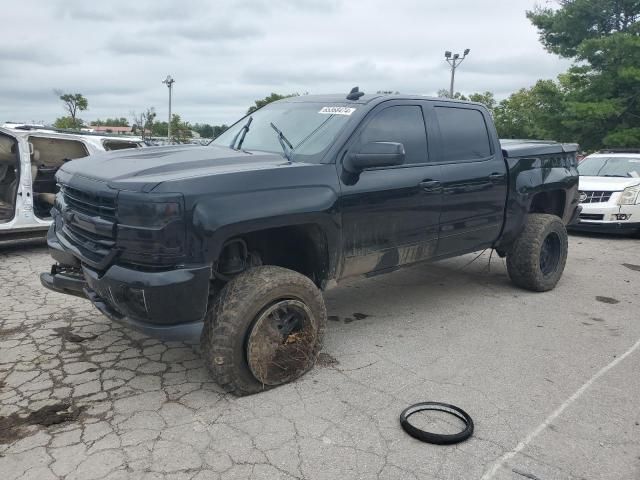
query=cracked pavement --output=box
[1,233,639,479]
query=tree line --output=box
[53,97,230,142]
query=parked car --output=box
[570,149,640,234]
[0,126,143,246]
[41,91,581,395]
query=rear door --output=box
[338,101,442,277]
[430,103,507,257]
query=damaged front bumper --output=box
[41,225,210,340]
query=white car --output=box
[0,126,143,246]
[572,151,640,234]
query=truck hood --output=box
[579,176,640,192]
[58,144,290,191]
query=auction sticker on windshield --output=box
[318,106,356,115]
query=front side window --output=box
[578,156,640,178]
[435,107,491,162]
[358,105,428,165]
[212,102,355,163]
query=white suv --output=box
[0,127,143,246]
[572,151,640,234]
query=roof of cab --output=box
[279,93,486,107]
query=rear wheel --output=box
[506,214,568,292]
[201,266,326,396]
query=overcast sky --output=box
[1,0,570,127]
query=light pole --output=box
[162,75,175,140]
[444,49,470,98]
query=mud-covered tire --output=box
[506,214,568,292]
[200,266,326,396]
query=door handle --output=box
[488,173,505,183]
[418,180,442,192]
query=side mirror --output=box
[344,142,405,174]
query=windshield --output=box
[578,156,640,177]
[212,102,355,162]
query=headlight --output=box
[117,193,183,227]
[116,192,186,266]
[618,185,640,205]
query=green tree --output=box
[91,117,129,127]
[53,116,82,129]
[55,91,88,128]
[437,89,468,100]
[191,123,229,139]
[169,114,192,142]
[192,123,214,138]
[247,93,298,114]
[437,90,497,114]
[151,121,168,137]
[132,108,156,140]
[527,0,640,149]
[468,91,497,112]
[527,0,639,58]
[212,124,229,138]
[493,80,566,140]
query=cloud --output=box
[142,21,263,43]
[104,38,167,57]
[0,0,570,126]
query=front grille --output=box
[579,191,613,204]
[580,213,604,221]
[58,184,118,268]
[61,185,116,221]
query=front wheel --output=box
[201,266,327,396]
[506,214,569,292]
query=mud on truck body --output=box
[41,91,581,395]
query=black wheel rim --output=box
[246,299,316,386]
[539,232,561,276]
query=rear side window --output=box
[435,107,491,161]
[359,105,428,165]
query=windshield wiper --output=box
[270,122,294,161]
[229,116,253,150]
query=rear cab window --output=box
[434,106,491,162]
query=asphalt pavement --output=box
[1,232,638,479]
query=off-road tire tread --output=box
[201,266,326,396]
[506,213,568,292]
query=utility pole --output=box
[162,75,175,140]
[444,49,470,97]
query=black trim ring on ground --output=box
[399,402,474,445]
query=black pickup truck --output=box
[41,90,580,395]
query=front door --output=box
[338,102,442,278]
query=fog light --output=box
[614,214,630,221]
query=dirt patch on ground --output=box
[0,326,24,337]
[52,326,97,343]
[595,296,620,304]
[316,352,339,367]
[327,313,371,324]
[0,402,83,444]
